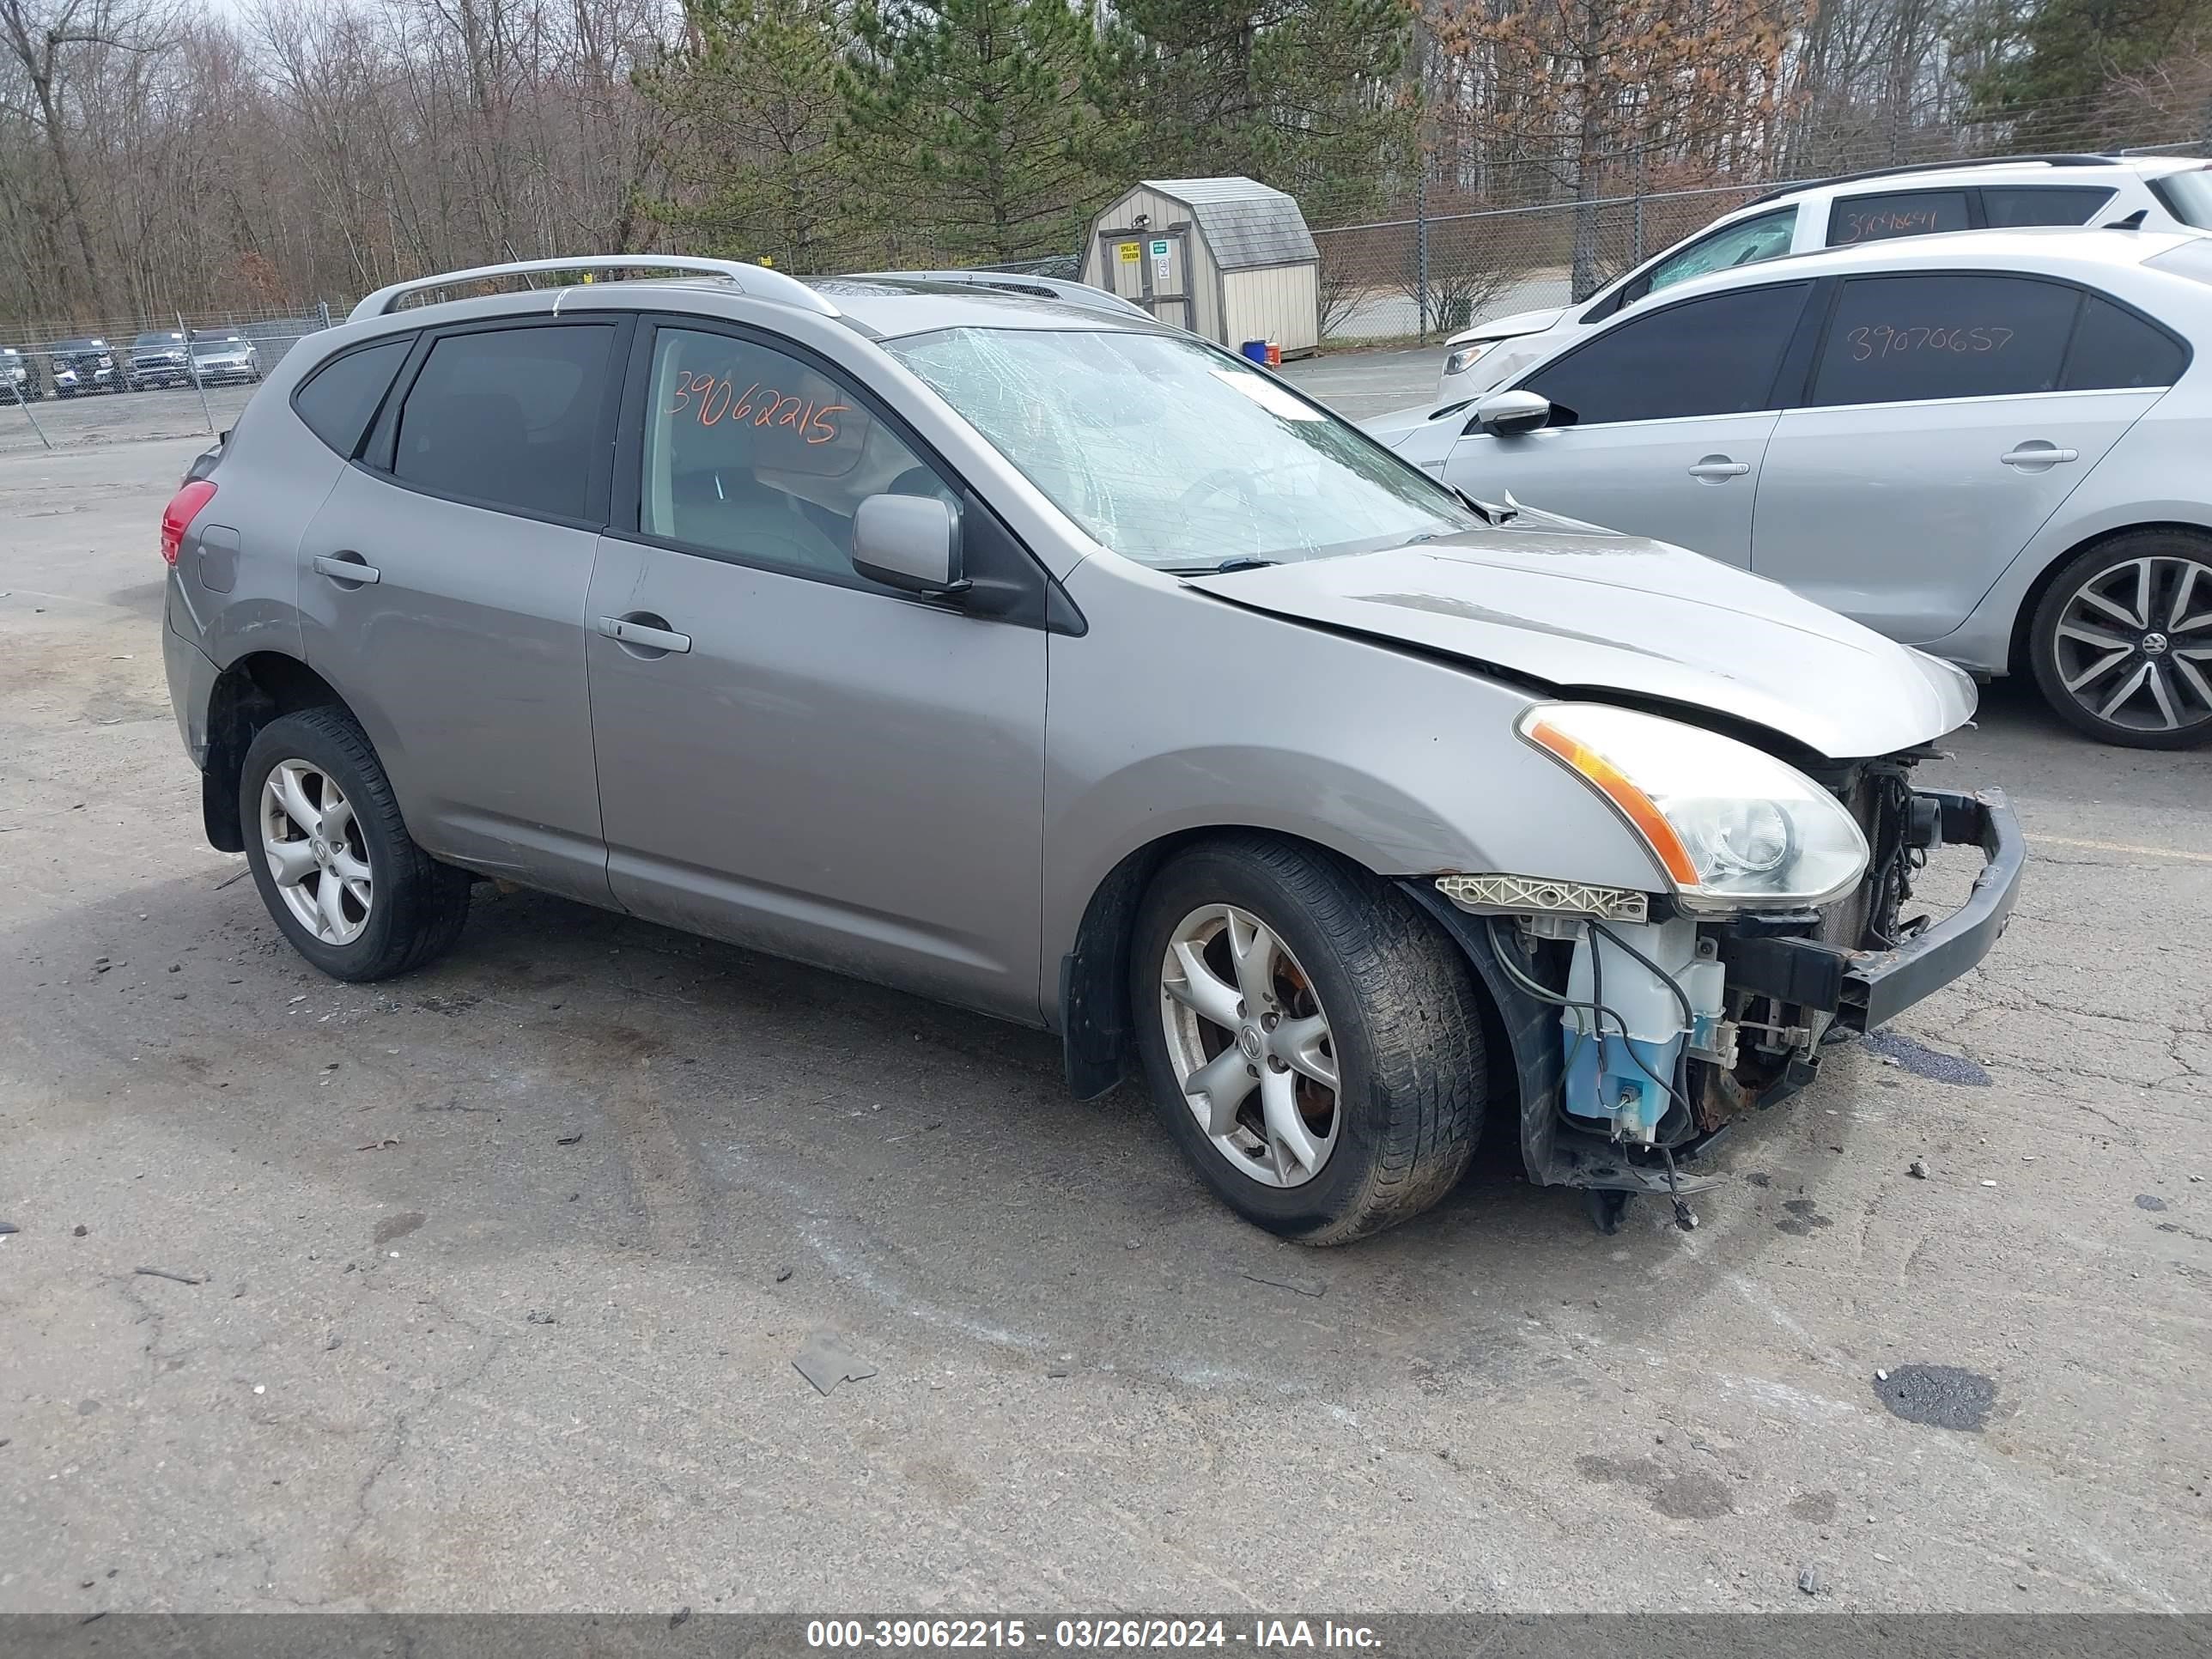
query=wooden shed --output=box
[1080,178,1320,357]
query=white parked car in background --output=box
[1372,226,2212,748]
[1435,155,2212,402]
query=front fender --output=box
[1042,561,1669,975]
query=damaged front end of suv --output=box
[1404,702,2022,1229]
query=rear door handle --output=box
[1687,456,1751,480]
[313,552,380,585]
[596,614,691,655]
[2001,443,2079,468]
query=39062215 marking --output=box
[802,1620,1235,1649]
[806,1620,1036,1649]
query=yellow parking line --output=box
[2034,834,2212,865]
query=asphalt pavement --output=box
[2,358,2209,1615]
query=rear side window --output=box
[392,325,614,520]
[1810,275,2077,405]
[1827,191,1971,246]
[294,338,410,459]
[2060,295,2188,389]
[1524,282,1812,426]
[1981,185,2116,228]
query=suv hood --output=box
[1186,520,1976,760]
[1444,305,1567,349]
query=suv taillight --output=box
[160,479,217,566]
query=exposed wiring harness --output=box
[1862,768,1929,948]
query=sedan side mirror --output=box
[1472,388,1553,436]
[853,493,967,596]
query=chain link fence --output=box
[1310,124,2211,346]
[1,301,340,454]
[1314,180,1775,344]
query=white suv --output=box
[1437,155,2212,400]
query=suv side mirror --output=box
[853,494,966,595]
[1472,389,1553,436]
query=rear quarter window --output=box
[2059,295,2190,389]
[293,337,413,459]
[1980,185,2117,228]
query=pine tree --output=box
[1103,0,1421,216]
[1964,0,2212,146]
[843,0,1126,266]
[636,0,854,271]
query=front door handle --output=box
[1687,455,1751,481]
[2001,443,2079,469]
[596,613,691,656]
[313,551,380,586]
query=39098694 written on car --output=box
[158,256,2023,1243]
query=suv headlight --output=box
[1518,702,1869,911]
[1443,341,1497,377]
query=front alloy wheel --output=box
[1130,836,1488,1244]
[1160,903,1340,1188]
[2033,535,2212,748]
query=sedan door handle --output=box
[313,552,380,585]
[596,614,691,655]
[2001,444,2079,468]
[1687,456,1751,480]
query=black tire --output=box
[2027,528,2212,750]
[1128,836,1488,1245]
[239,707,472,981]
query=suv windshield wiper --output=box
[1164,556,1279,575]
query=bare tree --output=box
[0,0,167,315]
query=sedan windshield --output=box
[885,328,1478,568]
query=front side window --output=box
[392,324,614,520]
[885,328,1475,569]
[1638,208,1798,301]
[1523,283,1812,427]
[1809,274,2077,406]
[1827,190,1971,246]
[639,326,950,581]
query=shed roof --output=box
[1139,177,1317,272]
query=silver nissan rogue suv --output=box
[161,256,2021,1243]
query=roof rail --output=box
[347,256,838,323]
[1742,153,2123,210]
[852,269,1156,321]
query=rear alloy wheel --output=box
[2032,532,2212,748]
[260,760,374,947]
[1130,836,1488,1244]
[240,708,472,981]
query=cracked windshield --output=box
[887,328,1478,569]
